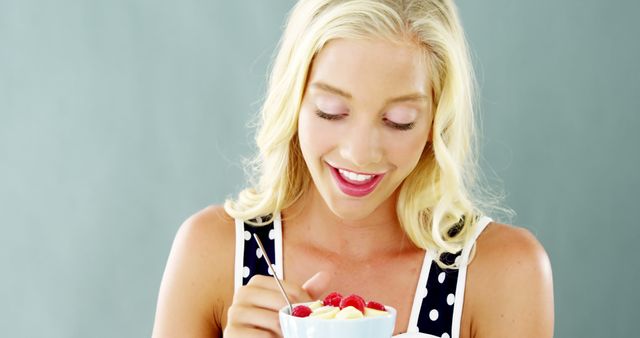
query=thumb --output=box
[301,271,331,300]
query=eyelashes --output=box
[314,110,415,131]
[384,118,415,131]
[315,110,343,121]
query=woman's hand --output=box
[223,272,330,338]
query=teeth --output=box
[338,169,374,182]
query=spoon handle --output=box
[253,233,294,314]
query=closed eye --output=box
[316,110,415,131]
[384,118,415,131]
[315,110,344,120]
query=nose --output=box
[338,122,383,169]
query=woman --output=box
[152,0,554,337]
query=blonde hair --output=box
[225,0,498,267]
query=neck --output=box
[282,185,415,260]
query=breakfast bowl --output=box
[279,300,397,338]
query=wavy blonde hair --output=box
[225,0,495,267]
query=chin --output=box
[328,207,372,221]
[324,196,380,221]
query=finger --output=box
[235,285,291,311]
[302,271,332,300]
[247,275,313,304]
[228,304,282,336]
[224,326,279,338]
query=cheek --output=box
[384,131,429,172]
[297,110,337,160]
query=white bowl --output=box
[279,305,397,338]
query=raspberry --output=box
[366,300,386,311]
[323,292,343,307]
[339,294,366,313]
[291,305,312,318]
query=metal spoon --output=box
[253,233,294,315]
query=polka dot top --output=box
[234,212,492,338]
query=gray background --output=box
[1,0,638,337]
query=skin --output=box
[152,38,554,338]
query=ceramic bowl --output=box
[279,304,397,338]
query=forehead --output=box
[306,38,430,99]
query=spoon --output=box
[253,233,294,315]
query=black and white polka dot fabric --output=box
[234,214,281,289]
[234,212,492,338]
[413,252,460,338]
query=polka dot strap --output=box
[410,216,493,338]
[415,252,460,337]
[234,214,278,291]
[449,216,492,338]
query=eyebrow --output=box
[310,81,429,104]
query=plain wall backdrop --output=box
[1,1,638,337]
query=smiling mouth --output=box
[327,163,385,197]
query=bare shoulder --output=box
[176,205,236,255]
[465,222,554,338]
[152,205,236,338]
[472,222,551,274]
[169,205,236,288]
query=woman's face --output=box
[298,38,433,220]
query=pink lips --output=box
[328,164,385,197]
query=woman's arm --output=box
[152,206,234,338]
[468,223,554,338]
